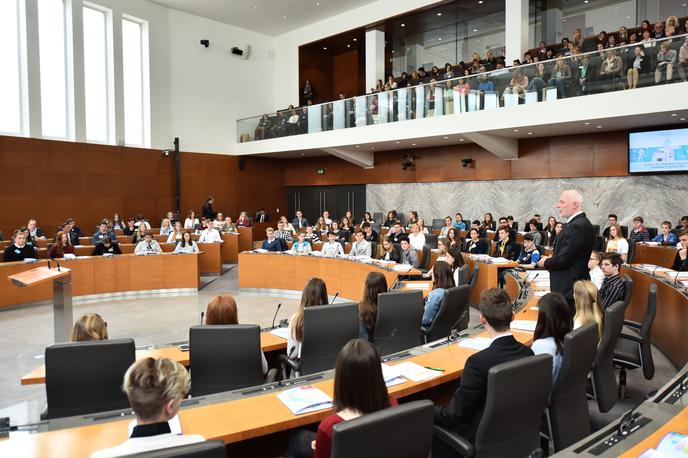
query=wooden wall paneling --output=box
[473,149,511,180]
[413,147,446,182]
[298,48,333,106]
[332,50,359,99]
[441,144,479,182]
[511,138,550,179]
[593,131,629,177]
[549,135,594,178]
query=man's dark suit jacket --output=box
[434,335,534,442]
[261,238,286,252]
[544,212,595,302]
[292,217,309,229]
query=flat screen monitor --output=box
[628,127,688,173]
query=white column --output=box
[365,28,385,91]
[23,0,42,138]
[66,0,86,142]
[505,0,529,64]
[111,8,125,146]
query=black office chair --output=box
[397,212,405,226]
[614,283,657,399]
[189,325,275,397]
[480,237,493,256]
[424,285,471,343]
[592,235,605,252]
[626,239,636,263]
[621,274,633,312]
[590,300,626,413]
[44,338,135,419]
[546,323,599,452]
[373,291,423,355]
[591,224,600,236]
[331,400,434,458]
[372,212,384,225]
[280,302,359,377]
[434,355,552,457]
[122,440,226,457]
[424,233,438,249]
[645,227,658,239]
[431,219,445,230]
[419,246,431,272]
[620,225,628,238]
[456,264,470,285]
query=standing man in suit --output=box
[433,288,534,455]
[202,196,217,220]
[255,208,269,223]
[292,210,309,230]
[538,189,595,315]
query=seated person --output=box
[573,280,604,339]
[516,233,541,268]
[198,219,222,243]
[27,219,45,240]
[322,210,333,226]
[204,294,268,374]
[605,223,629,261]
[386,222,404,244]
[123,218,137,236]
[472,219,487,238]
[184,211,199,230]
[134,231,163,255]
[211,213,226,231]
[628,216,650,243]
[492,217,510,241]
[329,221,347,245]
[304,225,320,244]
[132,224,147,244]
[408,223,426,250]
[588,250,604,289]
[446,228,463,251]
[287,278,328,361]
[362,223,379,244]
[433,288,534,452]
[525,219,542,246]
[652,221,678,244]
[274,221,294,243]
[92,220,118,245]
[601,214,618,239]
[285,339,397,458]
[91,358,204,458]
[377,236,400,263]
[599,253,626,308]
[236,211,252,227]
[280,216,297,235]
[261,228,286,252]
[166,222,184,244]
[672,229,688,272]
[494,225,516,259]
[321,232,344,257]
[92,237,122,256]
[159,218,173,236]
[62,221,81,246]
[292,232,312,254]
[174,231,199,253]
[382,210,399,227]
[531,292,572,387]
[292,210,309,231]
[422,262,455,330]
[3,230,37,262]
[452,213,467,231]
[222,216,237,233]
[399,237,419,268]
[675,216,688,234]
[464,228,488,255]
[48,231,75,259]
[349,230,372,257]
[439,217,453,237]
[358,272,388,342]
[71,313,108,341]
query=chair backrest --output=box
[424,233,438,249]
[591,224,600,236]
[592,235,605,252]
[621,274,633,312]
[431,219,445,230]
[549,323,599,451]
[372,212,384,224]
[636,283,657,380]
[474,355,552,457]
[646,227,658,239]
[592,300,625,413]
[45,338,135,419]
[419,246,431,271]
[480,237,493,255]
[331,400,434,458]
[456,264,470,285]
[620,225,628,238]
[626,239,636,263]
[397,212,405,225]
[468,264,479,294]
[301,302,359,375]
[425,285,471,342]
[123,440,226,458]
[373,291,423,355]
[189,325,264,396]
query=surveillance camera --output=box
[200,39,210,48]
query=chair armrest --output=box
[433,426,474,457]
[623,320,642,329]
[619,331,643,344]
[278,354,301,373]
[265,368,278,384]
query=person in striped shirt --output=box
[599,253,626,309]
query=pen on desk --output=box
[424,366,445,372]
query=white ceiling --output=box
[149,0,377,36]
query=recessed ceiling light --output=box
[478,0,484,3]
[411,143,416,146]
[459,138,464,141]
[371,147,375,150]
[391,50,394,53]
[323,47,327,50]
[443,136,448,139]
[584,122,590,125]
[300,153,305,156]
[395,141,400,144]
[438,37,442,41]
[626,16,631,19]
[316,2,320,5]
[473,28,478,32]
[437,12,442,16]
[596,125,602,128]
[527,132,533,135]
[353,38,357,42]
[282,15,287,19]
[584,0,588,3]
[680,117,686,121]
[355,145,359,148]
[671,113,678,117]
[401,23,405,27]
[513,129,519,132]
[347,44,350,48]
[253,6,257,10]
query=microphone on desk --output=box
[200,311,205,325]
[56,261,61,272]
[617,404,641,436]
[331,292,339,304]
[446,309,470,347]
[378,328,398,357]
[48,259,53,270]
[651,264,660,277]
[271,303,282,329]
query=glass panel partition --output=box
[236,34,688,143]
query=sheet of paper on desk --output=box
[381,363,407,387]
[392,362,442,382]
[393,264,414,272]
[534,290,550,297]
[458,337,492,351]
[510,320,538,332]
[404,283,431,290]
[638,432,688,457]
[527,270,549,279]
[129,414,182,436]
[488,257,510,264]
[533,280,551,288]
[253,249,268,253]
[277,385,333,415]
[269,327,290,340]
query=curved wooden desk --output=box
[0,253,200,309]
[632,244,679,268]
[238,252,420,301]
[622,266,688,368]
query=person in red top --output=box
[284,339,397,458]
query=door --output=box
[286,185,366,225]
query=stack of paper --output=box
[404,282,431,290]
[458,337,492,351]
[639,432,688,457]
[392,361,443,382]
[534,290,550,297]
[488,257,510,264]
[393,264,414,272]
[269,327,290,340]
[510,320,538,332]
[277,385,333,415]
[253,248,268,253]
[381,364,406,387]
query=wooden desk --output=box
[237,226,254,253]
[20,332,288,386]
[221,233,239,263]
[238,253,420,301]
[633,244,678,268]
[196,243,222,275]
[0,254,200,309]
[622,266,688,368]
[463,255,518,304]
[618,407,688,457]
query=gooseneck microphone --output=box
[378,328,398,356]
[200,311,205,325]
[447,309,470,346]
[331,292,339,304]
[271,303,282,329]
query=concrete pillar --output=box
[365,28,385,91]
[505,0,529,64]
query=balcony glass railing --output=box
[237,34,688,143]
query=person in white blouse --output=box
[439,217,453,238]
[321,232,344,257]
[280,215,297,234]
[322,210,333,226]
[166,221,184,244]
[198,220,222,243]
[588,250,604,289]
[407,223,426,250]
[184,211,199,230]
[134,232,163,255]
[605,224,629,261]
[159,218,173,236]
[212,213,226,231]
[173,231,199,253]
[349,230,372,257]
[417,217,430,234]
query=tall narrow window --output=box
[122,18,144,146]
[83,6,110,142]
[0,0,22,135]
[38,0,68,138]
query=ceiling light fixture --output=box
[671,113,678,117]
[401,23,405,27]
[411,143,416,146]
[596,125,602,128]
[355,145,360,148]
[282,15,287,19]
[443,136,448,139]
[323,47,327,50]
[353,38,357,41]
[316,2,320,5]
[478,0,484,3]
[437,12,442,16]
[347,44,350,48]
[396,141,400,144]
[473,28,478,32]
[584,122,590,125]
[459,138,464,141]
[680,117,686,121]
[438,37,442,41]
[527,132,533,135]
[513,129,519,132]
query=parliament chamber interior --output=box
[1,0,687,457]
